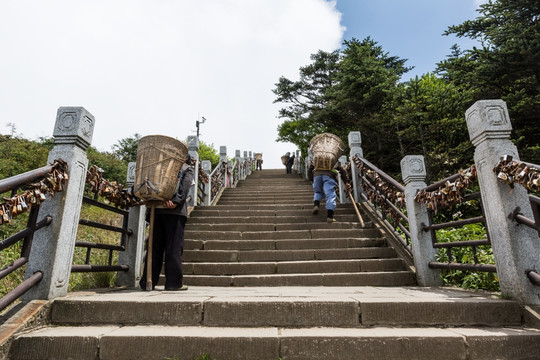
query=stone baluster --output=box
[235,150,243,181]
[466,99,540,304]
[116,162,146,288]
[348,131,363,202]
[400,155,441,286]
[201,160,212,206]
[244,151,250,176]
[23,107,95,300]
[187,136,199,207]
[227,159,234,187]
[338,155,348,203]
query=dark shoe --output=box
[312,205,319,215]
[165,284,188,291]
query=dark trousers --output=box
[256,160,262,170]
[286,164,292,174]
[140,214,187,289]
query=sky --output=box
[0,0,487,170]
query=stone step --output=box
[190,208,358,217]
[185,222,368,232]
[184,237,386,251]
[183,247,398,262]
[187,214,361,224]
[185,228,381,241]
[184,271,416,286]
[217,199,314,205]
[45,287,521,328]
[183,259,407,275]
[13,325,540,360]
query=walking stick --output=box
[145,203,156,291]
[346,189,365,228]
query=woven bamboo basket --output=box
[134,135,188,202]
[281,155,289,165]
[309,133,344,170]
[255,153,263,161]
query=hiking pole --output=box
[346,189,365,228]
[145,203,156,291]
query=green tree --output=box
[198,141,220,168]
[438,0,540,163]
[111,133,141,163]
[0,135,50,179]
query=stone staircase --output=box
[182,169,415,287]
[5,169,540,360]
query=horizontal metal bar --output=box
[70,264,129,273]
[433,239,491,249]
[0,271,43,313]
[0,257,28,280]
[527,271,540,287]
[78,218,130,235]
[515,214,539,231]
[422,172,462,193]
[82,197,129,215]
[0,215,52,251]
[423,216,485,231]
[357,157,405,192]
[431,192,482,212]
[428,262,497,273]
[75,241,125,252]
[0,165,54,194]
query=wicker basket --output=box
[281,155,289,165]
[255,153,263,161]
[134,135,188,202]
[309,133,344,170]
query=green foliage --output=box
[0,135,49,178]
[87,146,128,184]
[435,224,499,291]
[111,133,141,163]
[438,0,540,164]
[198,141,221,168]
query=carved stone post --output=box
[227,160,234,187]
[187,136,199,207]
[244,151,250,176]
[400,155,441,286]
[466,99,540,304]
[219,146,227,163]
[235,150,243,181]
[23,107,95,300]
[201,160,212,206]
[116,162,146,287]
[348,131,363,202]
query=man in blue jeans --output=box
[308,161,351,223]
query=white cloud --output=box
[0,0,344,169]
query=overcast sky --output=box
[0,0,486,169]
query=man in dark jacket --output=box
[140,155,194,291]
[308,161,351,223]
[286,153,295,174]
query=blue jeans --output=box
[313,175,337,211]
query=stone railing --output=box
[0,106,258,311]
[325,100,540,304]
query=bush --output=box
[436,223,499,291]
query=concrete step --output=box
[184,271,416,286]
[46,287,523,328]
[185,222,368,232]
[190,208,358,217]
[183,247,398,262]
[187,214,361,224]
[14,325,540,360]
[184,237,387,251]
[184,228,381,241]
[183,259,408,275]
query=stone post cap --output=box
[187,135,199,150]
[53,107,95,150]
[249,151,252,158]
[243,151,248,158]
[219,146,227,154]
[201,160,211,172]
[348,131,362,147]
[400,155,426,184]
[235,150,241,157]
[126,162,136,184]
[466,100,512,146]
[339,155,347,164]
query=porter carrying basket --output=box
[255,153,263,161]
[309,133,345,170]
[134,135,188,202]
